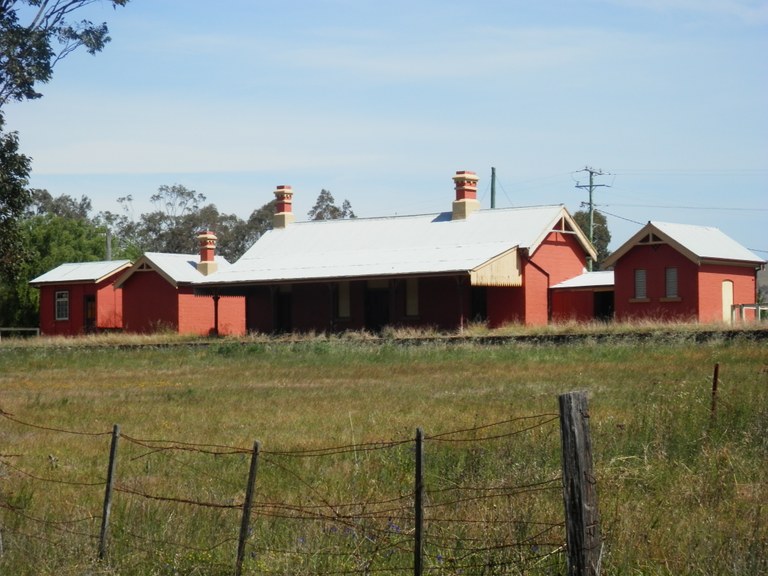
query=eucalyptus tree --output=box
[0,0,130,280]
[307,189,356,220]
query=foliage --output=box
[0,0,130,106]
[0,0,129,291]
[0,193,110,325]
[101,185,275,261]
[573,209,611,269]
[307,189,356,220]
[26,188,91,219]
[0,112,32,280]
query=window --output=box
[337,281,350,319]
[665,267,678,298]
[634,269,647,299]
[55,291,69,321]
[405,278,419,317]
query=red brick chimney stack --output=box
[452,170,480,220]
[196,230,218,275]
[273,185,295,228]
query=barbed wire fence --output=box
[0,391,599,575]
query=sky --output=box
[5,0,768,254]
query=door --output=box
[365,289,390,332]
[274,290,293,333]
[722,280,734,323]
[83,295,96,333]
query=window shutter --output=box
[634,269,647,299]
[665,268,678,298]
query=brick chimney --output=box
[452,170,480,220]
[196,230,218,275]
[273,185,295,228]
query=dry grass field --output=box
[0,327,766,575]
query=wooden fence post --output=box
[98,424,120,560]
[414,428,424,576]
[710,363,720,425]
[559,392,601,576]
[235,441,260,576]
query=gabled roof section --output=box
[197,205,595,287]
[115,253,232,289]
[30,260,132,286]
[604,221,765,268]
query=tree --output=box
[0,113,31,280]
[0,0,130,106]
[0,0,129,277]
[307,189,356,220]
[1,203,110,326]
[27,188,91,219]
[99,186,277,262]
[573,209,611,270]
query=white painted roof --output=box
[604,221,765,267]
[198,205,593,286]
[651,221,764,262]
[30,260,131,286]
[551,271,614,290]
[117,252,233,288]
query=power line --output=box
[600,203,768,212]
[594,208,644,225]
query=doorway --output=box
[83,295,96,333]
[721,280,734,323]
[365,285,390,332]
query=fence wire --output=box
[1,405,566,574]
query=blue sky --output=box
[5,0,768,254]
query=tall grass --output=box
[0,331,766,574]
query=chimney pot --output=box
[273,185,295,228]
[196,230,218,275]
[452,170,480,220]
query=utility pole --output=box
[490,166,496,209]
[575,166,609,271]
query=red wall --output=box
[551,290,595,322]
[37,273,124,336]
[698,264,758,322]
[518,231,589,326]
[177,290,246,336]
[533,232,589,286]
[613,244,759,322]
[122,270,179,333]
[613,245,698,321]
[123,272,246,335]
[486,286,524,327]
[38,284,92,336]
[96,281,123,329]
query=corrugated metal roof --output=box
[603,221,765,268]
[30,260,131,285]
[197,205,585,285]
[651,221,764,262]
[551,271,614,290]
[118,252,233,288]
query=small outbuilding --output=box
[603,221,765,323]
[29,260,132,336]
[116,232,246,335]
[550,271,615,323]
